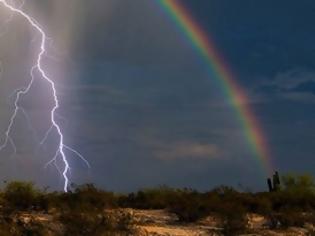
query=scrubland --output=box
[0,173,315,235]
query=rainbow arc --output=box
[157,0,273,175]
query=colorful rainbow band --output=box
[156,0,273,175]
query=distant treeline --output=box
[1,173,315,235]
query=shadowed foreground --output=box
[1,173,315,235]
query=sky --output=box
[0,0,315,192]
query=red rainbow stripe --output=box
[157,0,273,175]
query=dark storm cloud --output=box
[253,69,315,103]
[24,0,196,66]
[292,81,315,94]
[1,0,315,191]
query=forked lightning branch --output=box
[0,0,90,192]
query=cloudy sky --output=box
[0,0,314,192]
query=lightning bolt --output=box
[0,0,89,192]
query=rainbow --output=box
[156,0,273,175]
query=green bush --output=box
[3,181,42,211]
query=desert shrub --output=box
[75,184,116,207]
[3,181,43,211]
[60,209,134,236]
[17,222,45,236]
[264,174,315,212]
[115,210,134,232]
[0,222,13,236]
[0,220,45,236]
[282,174,315,192]
[168,190,212,222]
[243,193,272,214]
[213,185,238,196]
[269,211,310,229]
[220,202,248,235]
[57,184,129,235]
[168,186,253,223]
[4,173,315,235]
[269,187,315,212]
[52,183,117,212]
[118,186,179,209]
[60,210,106,236]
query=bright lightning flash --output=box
[0,0,90,192]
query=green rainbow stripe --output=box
[157,0,273,175]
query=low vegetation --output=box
[0,173,314,235]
